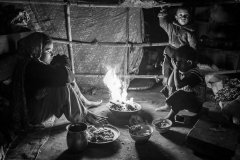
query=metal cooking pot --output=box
[66,123,88,153]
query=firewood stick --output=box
[110,100,125,107]
[110,100,135,108]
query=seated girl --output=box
[10,32,105,133]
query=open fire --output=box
[103,68,137,111]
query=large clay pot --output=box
[66,123,88,153]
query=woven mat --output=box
[128,78,156,90]
[6,116,55,160]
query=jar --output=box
[66,123,88,153]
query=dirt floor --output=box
[32,82,240,160]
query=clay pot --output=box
[66,123,88,153]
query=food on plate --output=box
[87,126,114,143]
[129,125,151,136]
[155,121,171,128]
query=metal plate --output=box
[107,102,142,118]
[88,125,120,144]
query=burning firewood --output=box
[109,100,137,111]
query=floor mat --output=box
[128,78,156,90]
[5,116,55,160]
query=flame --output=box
[103,68,129,102]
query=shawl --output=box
[17,32,46,59]
[11,58,31,133]
[11,32,49,133]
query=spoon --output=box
[125,125,134,132]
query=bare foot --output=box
[155,104,171,112]
[86,111,108,126]
[85,100,103,108]
[162,77,168,86]
[164,109,175,122]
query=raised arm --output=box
[158,8,172,34]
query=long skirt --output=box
[27,82,88,125]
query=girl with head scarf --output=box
[11,32,104,133]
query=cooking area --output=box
[32,84,205,160]
[4,80,239,160]
[28,84,240,160]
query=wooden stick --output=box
[109,100,125,107]
[1,0,240,7]
[0,0,66,5]
[52,39,169,47]
[203,69,240,75]
[110,100,129,108]
[74,69,240,79]
[74,74,164,79]
[109,100,119,105]
[124,8,130,85]
[65,4,75,73]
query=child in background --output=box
[158,45,206,122]
[156,5,197,111]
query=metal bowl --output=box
[108,102,142,118]
[152,118,172,134]
[128,124,153,144]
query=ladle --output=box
[125,125,134,132]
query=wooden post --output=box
[65,3,75,73]
[124,8,129,86]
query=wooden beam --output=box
[74,69,240,79]
[124,8,129,82]
[52,39,169,47]
[0,0,66,5]
[203,69,240,75]
[74,74,164,79]
[1,0,240,8]
[65,4,75,73]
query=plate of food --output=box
[87,125,120,144]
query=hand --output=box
[161,4,170,10]
[86,111,108,126]
[158,10,167,17]
[155,75,164,83]
[51,54,71,68]
[158,5,169,17]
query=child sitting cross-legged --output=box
[157,45,206,122]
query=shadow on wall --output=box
[196,4,240,50]
[138,47,165,75]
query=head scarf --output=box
[17,32,52,59]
